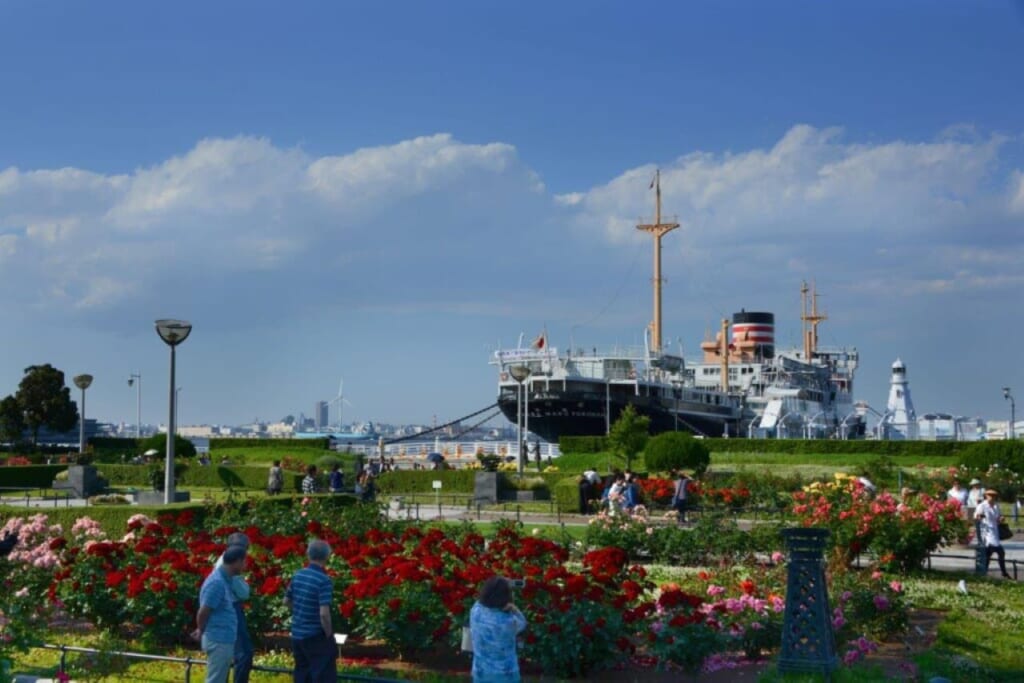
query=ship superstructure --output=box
[691,283,863,439]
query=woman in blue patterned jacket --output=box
[469,577,527,682]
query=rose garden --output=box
[1,434,1023,682]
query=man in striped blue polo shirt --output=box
[285,539,336,682]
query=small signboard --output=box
[432,480,443,490]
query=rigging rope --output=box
[382,402,500,445]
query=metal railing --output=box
[0,486,75,508]
[40,643,406,683]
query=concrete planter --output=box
[67,465,103,499]
[474,472,499,504]
[135,490,192,505]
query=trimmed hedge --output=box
[553,476,583,512]
[209,438,331,450]
[0,494,357,537]
[958,440,1024,474]
[560,435,968,458]
[88,437,142,453]
[0,502,210,536]
[559,436,610,454]
[0,464,67,488]
[376,470,479,495]
[99,464,304,491]
[703,438,967,457]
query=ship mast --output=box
[636,169,680,353]
[800,280,827,360]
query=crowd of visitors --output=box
[576,468,693,524]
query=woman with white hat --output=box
[974,489,1011,579]
[967,479,984,509]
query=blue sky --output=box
[1,1,1023,428]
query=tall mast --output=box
[800,280,827,360]
[636,169,680,353]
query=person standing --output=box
[671,470,691,525]
[577,476,593,515]
[268,460,285,495]
[193,546,247,683]
[947,480,969,510]
[328,464,344,494]
[967,478,984,510]
[302,465,318,495]
[285,540,337,683]
[975,489,1012,579]
[213,533,254,683]
[469,577,527,683]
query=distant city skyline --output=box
[1,2,1022,427]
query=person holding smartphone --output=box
[469,577,527,682]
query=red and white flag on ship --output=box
[531,331,546,350]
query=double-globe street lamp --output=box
[155,319,192,504]
[73,374,93,455]
[1004,387,1015,440]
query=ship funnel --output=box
[731,311,775,359]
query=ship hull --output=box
[498,388,738,442]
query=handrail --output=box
[40,643,407,683]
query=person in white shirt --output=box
[974,489,1011,579]
[582,469,601,486]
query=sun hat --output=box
[969,478,982,486]
[984,488,999,497]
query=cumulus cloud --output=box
[1,125,1023,340]
[561,125,1023,316]
[0,134,552,322]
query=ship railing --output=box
[337,440,562,460]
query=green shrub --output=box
[644,432,710,475]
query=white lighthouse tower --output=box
[882,358,918,440]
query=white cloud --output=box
[1010,170,1024,214]
[1,125,1022,336]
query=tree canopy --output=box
[644,431,711,476]
[607,405,650,470]
[0,395,26,445]
[141,433,198,460]
[15,364,78,445]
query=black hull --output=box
[499,389,738,442]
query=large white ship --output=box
[490,173,865,441]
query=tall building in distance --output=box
[314,401,329,432]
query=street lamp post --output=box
[1004,387,1015,440]
[73,374,93,455]
[176,387,182,434]
[155,319,192,504]
[509,365,531,478]
[128,373,141,439]
[838,412,859,440]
